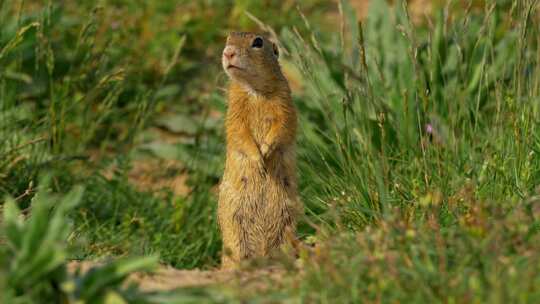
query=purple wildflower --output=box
[426,124,433,134]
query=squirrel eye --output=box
[251,37,264,48]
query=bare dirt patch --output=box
[127,158,191,197]
[100,157,191,197]
[68,261,286,292]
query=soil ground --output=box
[68,261,286,292]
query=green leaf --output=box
[77,256,158,301]
[155,114,198,135]
[2,198,23,249]
[103,290,128,304]
[46,186,84,242]
[10,243,66,287]
[141,141,183,160]
[16,190,55,272]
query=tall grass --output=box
[272,0,540,302]
[286,0,540,230]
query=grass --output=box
[1,0,540,302]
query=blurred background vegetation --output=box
[1,0,540,302]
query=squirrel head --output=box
[222,32,284,96]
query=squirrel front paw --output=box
[260,142,275,159]
[260,143,270,157]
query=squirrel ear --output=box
[272,43,279,58]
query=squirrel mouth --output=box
[227,65,243,70]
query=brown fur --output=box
[218,32,301,269]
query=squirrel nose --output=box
[223,47,237,60]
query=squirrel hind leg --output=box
[220,251,237,270]
[220,210,254,269]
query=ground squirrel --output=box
[218,32,301,269]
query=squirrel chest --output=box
[236,97,279,145]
